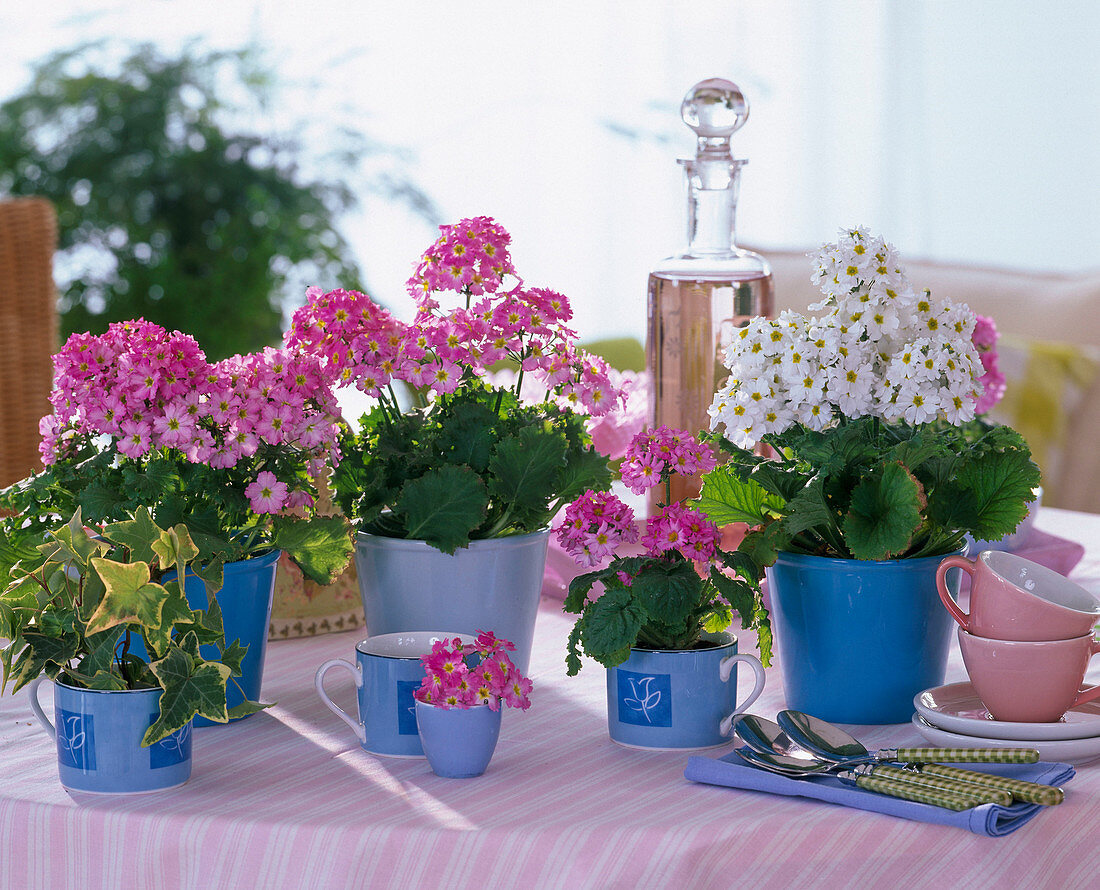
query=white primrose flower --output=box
[708,227,983,446]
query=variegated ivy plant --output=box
[0,508,266,745]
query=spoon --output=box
[732,715,1012,805]
[734,746,997,810]
[776,710,1062,806]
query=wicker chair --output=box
[0,197,57,489]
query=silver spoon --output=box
[732,715,1014,805]
[776,709,1061,807]
[734,746,996,810]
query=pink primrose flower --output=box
[245,470,289,514]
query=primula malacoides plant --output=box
[414,631,532,711]
[699,226,1039,565]
[558,426,771,674]
[287,216,620,553]
[2,320,353,585]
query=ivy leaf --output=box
[49,510,104,570]
[487,425,568,513]
[227,699,270,720]
[9,630,80,690]
[577,585,646,666]
[696,465,786,526]
[220,639,249,677]
[86,559,169,635]
[102,506,163,564]
[842,461,923,560]
[145,644,232,744]
[271,514,353,585]
[152,523,201,584]
[73,626,124,679]
[144,580,196,659]
[396,466,489,554]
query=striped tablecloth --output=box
[2,507,1099,889]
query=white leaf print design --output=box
[59,715,88,760]
[157,722,192,758]
[622,676,662,723]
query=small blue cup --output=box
[415,701,503,778]
[315,632,473,757]
[29,678,192,794]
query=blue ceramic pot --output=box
[167,548,281,725]
[415,701,503,778]
[765,549,962,725]
[605,632,767,750]
[354,530,549,675]
[28,678,192,794]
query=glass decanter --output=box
[646,77,774,507]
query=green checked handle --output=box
[918,764,1064,807]
[841,769,982,811]
[884,747,1040,764]
[872,764,1013,806]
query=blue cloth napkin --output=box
[684,751,1075,837]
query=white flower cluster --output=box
[709,227,983,449]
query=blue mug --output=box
[606,632,766,750]
[315,632,473,757]
[28,678,193,794]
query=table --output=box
[2,507,1099,889]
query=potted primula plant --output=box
[1,509,259,793]
[285,216,618,672]
[0,320,354,717]
[698,226,1040,724]
[557,427,767,750]
[412,630,532,778]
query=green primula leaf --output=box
[145,644,233,744]
[702,600,734,634]
[709,570,758,634]
[76,482,126,522]
[86,559,169,635]
[629,560,701,628]
[103,506,163,564]
[577,585,646,666]
[396,466,490,554]
[487,425,568,512]
[271,515,353,585]
[564,569,604,614]
[951,449,1042,540]
[696,465,786,526]
[437,399,497,472]
[780,475,836,538]
[842,461,924,560]
[565,622,584,676]
[555,446,614,507]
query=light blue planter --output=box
[29,678,192,794]
[606,632,766,750]
[766,550,961,725]
[168,548,281,726]
[415,701,502,777]
[354,530,549,675]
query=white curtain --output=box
[2,0,1096,344]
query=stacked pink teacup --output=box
[937,551,1100,723]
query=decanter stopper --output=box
[680,78,749,160]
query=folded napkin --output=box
[684,752,1075,837]
[1012,528,1086,577]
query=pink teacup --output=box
[937,550,1100,641]
[958,628,1100,723]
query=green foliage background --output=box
[0,42,435,359]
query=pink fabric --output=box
[1,507,1097,889]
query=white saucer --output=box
[914,681,1100,741]
[911,715,1100,765]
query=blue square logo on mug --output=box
[616,670,672,727]
[148,716,193,769]
[56,709,96,770]
[396,680,420,736]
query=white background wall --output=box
[1,0,1097,343]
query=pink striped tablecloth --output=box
[2,507,1099,889]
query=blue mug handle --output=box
[315,659,366,744]
[27,676,56,739]
[718,654,767,737]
